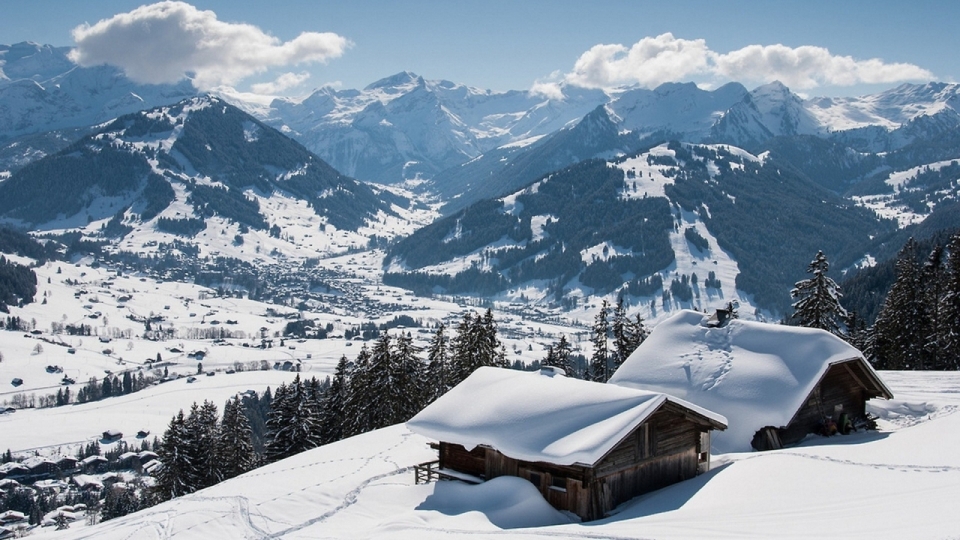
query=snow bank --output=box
[609,310,890,453]
[416,476,572,528]
[407,366,725,466]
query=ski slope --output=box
[24,370,960,540]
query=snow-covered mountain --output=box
[4,40,960,197]
[385,141,896,318]
[809,81,960,132]
[259,72,610,184]
[0,42,195,140]
[0,96,411,262]
[609,81,748,139]
[709,81,824,149]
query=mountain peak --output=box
[752,80,792,96]
[364,71,424,91]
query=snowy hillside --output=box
[0,96,416,260]
[386,141,892,319]
[18,370,960,539]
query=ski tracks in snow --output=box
[253,431,417,538]
[759,449,960,474]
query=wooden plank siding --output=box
[778,361,872,446]
[592,406,704,516]
[437,403,715,521]
[439,443,486,478]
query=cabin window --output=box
[528,472,541,488]
[550,475,567,492]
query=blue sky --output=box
[3,1,956,97]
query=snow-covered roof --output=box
[0,463,28,474]
[21,457,55,470]
[407,366,726,467]
[80,455,108,465]
[72,474,103,489]
[609,310,893,453]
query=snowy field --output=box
[0,257,588,408]
[22,370,960,540]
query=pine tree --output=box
[790,251,848,336]
[424,325,449,403]
[193,400,221,489]
[611,297,629,371]
[478,309,507,370]
[319,356,350,444]
[554,334,574,376]
[625,314,648,354]
[343,345,371,437]
[218,397,254,480]
[589,300,610,382]
[610,297,646,373]
[844,311,870,354]
[873,239,926,369]
[304,376,326,443]
[264,376,321,462]
[922,245,946,369]
[154,410,196,501]
[101,485,141,522]
[448,312,476,386]
[942,233,960,370]
[541,345,558,369]
[448,310,506,387]
[55,512,70,530]
[364,333,395,431]
[389,332,426,424]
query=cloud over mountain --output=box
[68,1,349,90]
[563,33,935,90]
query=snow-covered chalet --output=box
[406,366,727,521]
[609,310,894,453]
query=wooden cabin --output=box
[753,357,892,450]
[609,309,894,453]
[407,367,726,521]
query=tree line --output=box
[789,233,960,371]
[147,309,509,508]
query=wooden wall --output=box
[439,443,486,477]
[591,406,703,517]
[778,361,869,446]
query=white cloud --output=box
[562,33,934,91]
[529,80,564,101]
[251,71,311,95]
[68,1,349,90]
[565,34,711,89]
[712,44,934,89]
[530,71,565,101]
